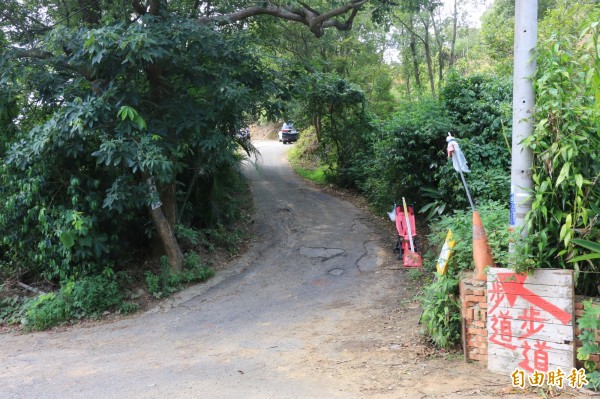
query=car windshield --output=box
[282,123,294,130]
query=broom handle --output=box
[402,197,415,252]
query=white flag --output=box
[387,204,396,222]
[447,138,470,173]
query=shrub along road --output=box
[0,141,535,398]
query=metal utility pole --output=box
[510,0,537,238]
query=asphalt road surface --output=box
[0,141,534,399]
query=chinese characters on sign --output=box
[487,268,574,378]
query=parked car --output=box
[236,126,250,140]
[278,122,298,144]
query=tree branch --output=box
[297,1,321,16]
[313,0,367,26]
[10,48,93,80]
[131,0,147,15]
[393,14,425,45]
[196,0,370,38]
[321,6,362,32]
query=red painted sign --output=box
[494,272,572,325]
[487,268,574,376]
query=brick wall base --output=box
[459,274,488,363]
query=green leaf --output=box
[60,231,76,249]
[572,239,600,253]
[559,223,568,241]
[579,301,600,330]
[578,344,596,361]
[84,33,95,49]
[136,118,146,130]
[555,162,570,187]
[575,174,583,188]
[569,253,600,263]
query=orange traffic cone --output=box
[473,211,495,281]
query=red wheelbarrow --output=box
[391,198,423,268]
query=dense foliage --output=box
[418,201,512,348]
[0,14,272,281]
[523,4,600,293]
[340,72,512,214]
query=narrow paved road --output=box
[0,141,393,398]
[0,141,530,399]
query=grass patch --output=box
[293,165,328,184]
[288,127,329,185]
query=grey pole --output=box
[510,0,537,238]
[458,168,476,213]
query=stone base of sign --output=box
[459,275,600,371]
[459,273,488,363]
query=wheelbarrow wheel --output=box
[397,238,404,260]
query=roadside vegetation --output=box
[288,127,329,185]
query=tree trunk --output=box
[313,115,322,142]
[160,183,177,227]
[78,0,101,26]
[420,16,436,96]
[145,175,183,272]
[450,0,458,68]
[148,200,184,273]
[430,9,444,86]
[424,41,435,96]
[408,19,422,90]
[144,1,184,272]
[149,0,160,15]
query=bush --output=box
[355,73,512,215]
[577,300,600,390]
[19,274,124,330]
[295,73,373,188]
[0,295,29,326]
[425,200,511,273]
[420,273,462,349]
[118,301,139,315]
[0,168,121,282]
[288,127,329,185]
[419,201,511,349]
[358,96,451,212]
[146,255,214,298]
[69,275,122,319]
[25,293,71,331]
